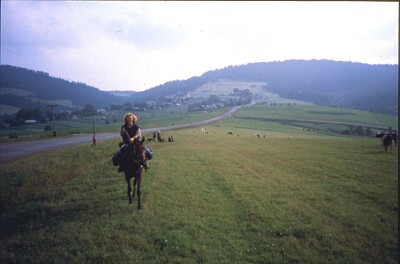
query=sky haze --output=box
[1,1,398,91]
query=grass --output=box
[0,105,21,116]
[1,104,397,140]
[189,80,307,105]
[0,88,35,97]
[237,104,397,129]
[0,116,398,263]
[232,104,398,138]
[0,106,229,138]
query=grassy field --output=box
[0,105,21,116]
[0,106,229,139]
[0,115,398,263]
[189,80,308,105]
[237,104,397,128]
[232,104,397,138]
[2,104,397,141]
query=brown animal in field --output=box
[381,134,393,153]
[119,138,147,209]
[228,131,233,135]
[376,132,397,153]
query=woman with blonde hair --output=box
[120,112,141,144]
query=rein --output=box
[127,142,145,168]
[123,127,144,168]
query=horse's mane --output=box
[120,141,146,172]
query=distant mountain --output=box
[1,60,398,115]
[132,60,398,114]
[0,65,123,111]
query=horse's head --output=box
[132,137,147,166]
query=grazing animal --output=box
[381,134,393,153]
[119,137,147,209]
[228,131,233,135]
[147,138,153,143]
[376,132,397,153]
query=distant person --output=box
[157,130,162,142]
[91,134,96,147]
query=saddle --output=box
[112,142,152,167]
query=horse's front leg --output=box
[125,175,133,204]
[132,177,137,199]
[136,169,142,209]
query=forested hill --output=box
[0,65,122,110]
[1,60,398,114]
[132,60,398,114]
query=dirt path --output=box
[0,106,241,164]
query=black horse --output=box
[119,137,147,209]
[376,132,397,153]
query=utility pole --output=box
[47,104,58,137]
[92,114,95,135]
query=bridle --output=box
[127,141,146,168]
[123,129,146,168]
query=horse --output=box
[381,134,393,153]
[119,137,147,209]
[376,132,397,153]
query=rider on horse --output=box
[118,113,150,171]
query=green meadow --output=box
[0,106,229,138]
[237,104,396,128]
[0,105,398,263]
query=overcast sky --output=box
[1,1,398,92]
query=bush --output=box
[8,133,18,139]
[341,129,351,135]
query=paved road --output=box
[0,106,241,164]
